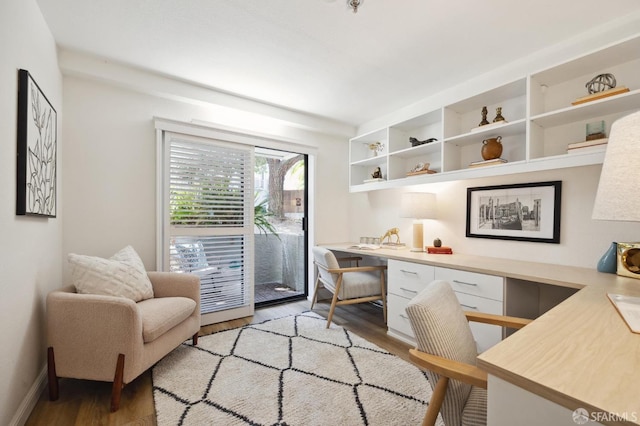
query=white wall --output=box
[0,0,63,424]
[61,75,349,272]
[348,165,640,268]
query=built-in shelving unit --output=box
[349,35,640,192]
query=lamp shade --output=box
[400,192,436,219]
[592,111,640,221]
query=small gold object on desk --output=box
[380,227,401,245]
[616,242,640,279]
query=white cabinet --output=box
[386,260,506,353]
[434,267,505,353]
[386,260,435,345]
[349,35,640,192]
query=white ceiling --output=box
[36,0,640,127]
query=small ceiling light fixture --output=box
[348,0,362,13]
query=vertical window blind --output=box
[165,133,253,316]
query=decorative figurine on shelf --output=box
[409,137,438,147]
[586,120,606,141]
[481,136,503,160]
[493,107,506,122]
[479,106,490,126]
[380,227,401,245]
[371,167,382,179]
[366,141,384,157]
[410,162,430,173]
[586,73,616,94]
[433,238,442,247]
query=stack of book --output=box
[468,158,508,168]
[567,138,608,155]
[426,246,453,254]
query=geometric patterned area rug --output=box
[152,312,442,425]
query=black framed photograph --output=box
[466,181,561,244]
[16,69,57,217]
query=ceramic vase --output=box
[481,136,503,160]
[597,242,617,274]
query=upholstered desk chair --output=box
[406,280,531,426]
[46,271,201,412]
[311,246,387,328]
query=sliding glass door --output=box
[156,122,310,323]
[254,147,308,306]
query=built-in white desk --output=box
[322,243,640,426]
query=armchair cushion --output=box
[68,246,154,302]
[137,297,197,343]
[461,386,487,426]
[323,271,384,300]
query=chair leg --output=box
[423,376,449,426]
[110,354,125,412]
[325,275,343,328]
[47,347,59,401]
[380,272,388,323]
[192,332,199,346]
[310,275,322,310]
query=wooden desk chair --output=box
[311,246,387,328]
[406,280,531,426]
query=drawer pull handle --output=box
[399,287,418,294]
[400,314,410,319]
[460,303,478,310]
[400,269,419,275]
[453,279,478,287]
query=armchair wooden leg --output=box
[310,274,321,310]
[47,347,59,401]
[423,376,449,426]
[380,273,387,323]
[192,332,199,346]
[325,276,343,328]
[110,354,125,412]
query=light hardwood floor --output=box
[25,300,413,425]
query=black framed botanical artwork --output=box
[16,69,57,217]
[466,181,562,244]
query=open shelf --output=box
[349,34,640,192]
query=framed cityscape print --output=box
[16,69,57,217]
[466,181,561,244]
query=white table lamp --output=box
[592,110,640,221]
[592,110,640,278]
[401,192,437,252]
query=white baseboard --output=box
[9,365,47,426]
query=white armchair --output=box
[311,246,387,328]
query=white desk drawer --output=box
[435,267,504,301]
[454,291,504,353]
[388,260,435,297]
[387,293,414,338]
[454,291,503,315]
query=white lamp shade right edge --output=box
[592,110,640,221]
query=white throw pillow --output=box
[68,245,154,302]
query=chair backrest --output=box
[174,240,208,272]
[312,246,341,286]
[406,280,478,426]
